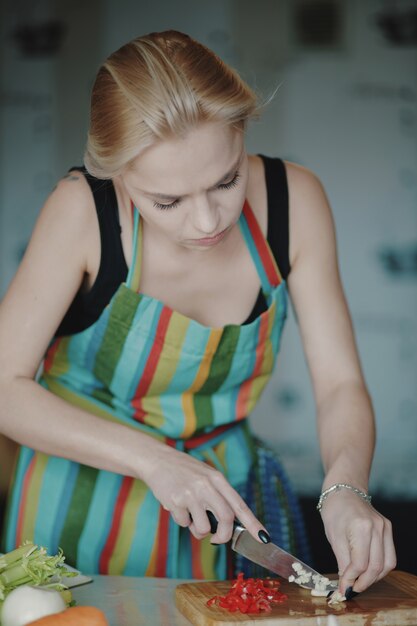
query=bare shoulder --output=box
[283,160,336,267]
[45,169,96,232]
[284,160,330,210]
[4,167,98,303]
[33,169,100,274]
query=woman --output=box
[0,31,395,592]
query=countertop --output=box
[72,572,417,626]
[72,576,192,626]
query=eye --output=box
[153,199,180,210]
[217,171,241,190]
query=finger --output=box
[377,519,397,581]
[346,517,396,591]
[234,499,270,542]
[328,534,351,582]
[187,506,212,539]
[169,507,192,528]
[321,516,350,578]
[208,507,235,545]
[338,521,372,595]
[215,477,268,542]
[190,500,235,544]
[352,526,385,593]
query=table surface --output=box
[72,576,192,626]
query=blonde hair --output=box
[84,30,260,179]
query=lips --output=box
[189,227,229,246]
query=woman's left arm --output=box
[285,161,396,595]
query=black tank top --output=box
[56,155,290,336]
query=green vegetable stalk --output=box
[0,542,75,607]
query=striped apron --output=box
[2,199,305,579]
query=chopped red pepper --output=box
[207,572,287,614]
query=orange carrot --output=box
[26,606,109,625]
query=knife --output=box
[205,511,337,594]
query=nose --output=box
[192,196,220,235]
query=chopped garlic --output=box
[311,588,330,597]
[328,590,346,605]
[288,562,338,599]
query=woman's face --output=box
[120,121,248,251]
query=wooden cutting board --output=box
[175,571,417,625]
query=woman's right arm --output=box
[0,175,266,545]
[0,174,151,476]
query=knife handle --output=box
[206,510,219,533]
[189,511,240,534]
[207,511,242,534]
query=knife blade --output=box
[232,525,336,592]
[205,511,336,593]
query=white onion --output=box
[1,585,66,626]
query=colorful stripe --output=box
[93,287,139,389]
[235,308,271,418]
[113,489,158,574]
[154,506,171,577]
[181,328,223,437]
[99,476,135,573]
[44,336,71,380]
[34,458,79,553]
[131,307,173,421]
[192,325,241,430]
[3,447,34,550]
[14,452,37,547]
[58,465,99,566]
[166,511,180,578]
[144,514,160,576]
[246,306,278,416]
[125,489,159,575]
[190,533,204,579]
[43,337,64,374]
[76,471,123,573]
[18,454,49,547]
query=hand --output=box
[143,443,268,545]
[320,489,396,595]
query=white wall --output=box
[1,0,416,498]
[0,0,102,292]
[0,0,57,293]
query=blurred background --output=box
[0,0,416,573]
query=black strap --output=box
[55,167,128,336]
[262,155,290,280]
[243,156,290,325]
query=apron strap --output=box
[238,200,283,297]
[126,202,143,291]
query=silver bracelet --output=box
[317,483,372,512]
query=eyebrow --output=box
[140,151,244,201]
